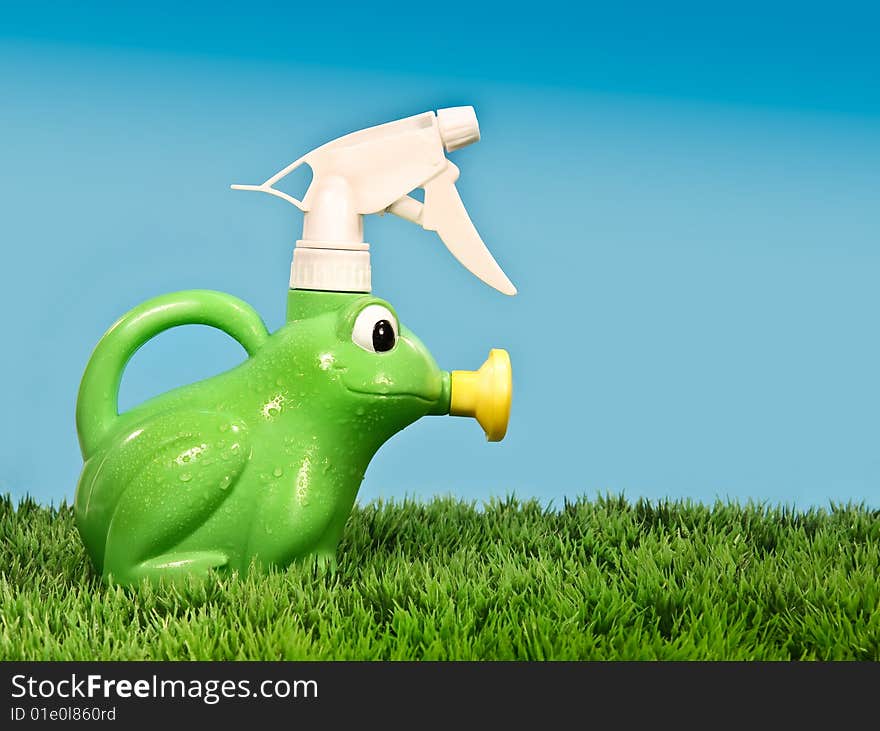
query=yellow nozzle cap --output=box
[450,349,512,441]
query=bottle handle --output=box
[77,290,270,458]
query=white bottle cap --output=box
[290,241,371,293]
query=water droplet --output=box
[179,472,192,482]
[219,424,229,432]
[273,467,283,478]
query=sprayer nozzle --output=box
[437,106,481,152]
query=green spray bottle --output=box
[74,106,516,586]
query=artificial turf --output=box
[1,493,879,660]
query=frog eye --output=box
[352,304,398,353]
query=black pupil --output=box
[372,319,395,352]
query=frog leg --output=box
[102,411,250,586]
[309,506,353,571]
[245,456,355,570]
[132,550,231,581]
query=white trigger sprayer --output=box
[231,106,517,296]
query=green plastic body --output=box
[74,289,451,585]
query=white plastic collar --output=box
[290,242,371,293]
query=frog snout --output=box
[448,349,512,442]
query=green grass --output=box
[2,493,879,660]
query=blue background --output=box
[2,2,879,508]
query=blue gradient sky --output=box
[2,2,879,508]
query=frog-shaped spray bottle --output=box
[75,107,516,586]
